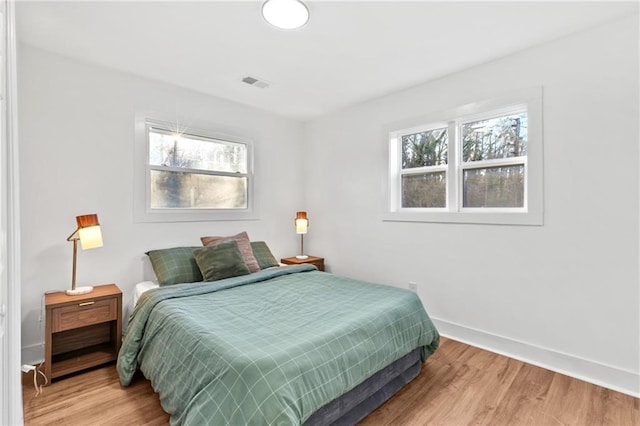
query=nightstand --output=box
[281,256,325,271]
[44,283,122,383]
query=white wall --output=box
[18,45,305,362]
[304,15,639,395]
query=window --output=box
[386,88,542,225]
[135,115,255,222]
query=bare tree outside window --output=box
[402,172,446,208]
[401,127,448,208]
[462,112,527,162]
[461,112,527,208]
[402,127,448,168]
[463,165,524,208]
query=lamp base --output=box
[66,286,94,296]
[295,255,309,260]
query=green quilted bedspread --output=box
[117,265,439,425]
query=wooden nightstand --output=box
[281,256,325,271]
[44,283,122,383]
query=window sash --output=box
[401,172,447,209]
[149,169,248,210]
[460,161,527,211]
[458,125,528,211]
[399,124,449,170]
[148,127,248,174]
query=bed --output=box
[117,263,439,425]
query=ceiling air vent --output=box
[241,76,270,89]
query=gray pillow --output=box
[250,241,279,269]
[200,231,260,273]
[146,247,203,286]
[193,240,251,281]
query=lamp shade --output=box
[76,214,103,250]
[295,211,308,234]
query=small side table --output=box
[281,256,325,271]
[44,283,122,383]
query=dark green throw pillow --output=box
[250,241,279,269]
[146,247,204,286]
[193,240,251,281]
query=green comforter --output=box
[117,265,439,425]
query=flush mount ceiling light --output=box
[262,0,309,30]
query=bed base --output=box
[304,347,422,426]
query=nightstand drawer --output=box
[51,298,117,333]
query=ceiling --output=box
[16,1,638,121]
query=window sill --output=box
[382,210,543,226]
[134,208,259,223]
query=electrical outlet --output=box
[408,282,417,292]
[21,364,35,373]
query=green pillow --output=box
[250,241,279,269]
[193,240,251,281]
[146,247,203,286]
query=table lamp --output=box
[66,213,103,295]
[295,211,309,259]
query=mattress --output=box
[132,280,159,307]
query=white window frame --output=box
[384,87,543,226]
[134,113,257,223]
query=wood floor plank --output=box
[486,361,557,425]
[23,337,639,426]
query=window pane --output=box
[149,130,247,173]
[463,165,524,208]
[401,127,448,169]
[150,170,247,209]
[462,112,527,162]
[402,172,446,208]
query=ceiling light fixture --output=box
[262,0,309,30]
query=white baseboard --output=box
[431,317,640,398]
[21,342,44,366]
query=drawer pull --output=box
[78,301,95,307]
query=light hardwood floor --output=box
[23,337,639,425]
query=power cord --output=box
[29,289,66,395]
[34,362,48,395]
[21,364,47,396]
